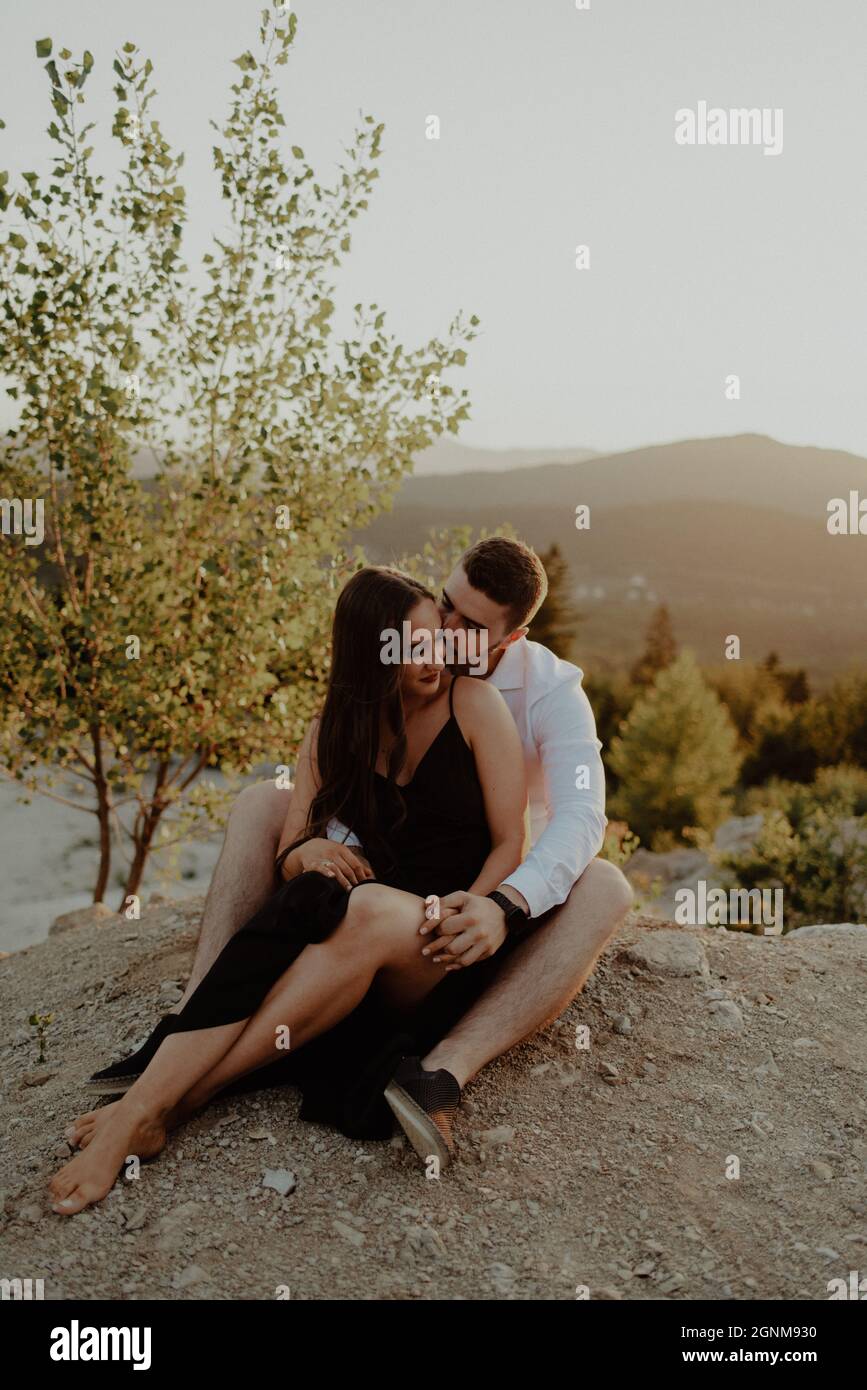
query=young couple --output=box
[49,537,632,1215]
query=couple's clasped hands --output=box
[420,891,507,971]
[292,841,507,972]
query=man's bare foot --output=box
[49,1102,167,1215]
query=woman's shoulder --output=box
[450,672,508,720]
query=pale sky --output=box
[2,0,866,458]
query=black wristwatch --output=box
[487,890,530,936]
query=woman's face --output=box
[399,597,446,697]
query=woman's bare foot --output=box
[65,1102,121,1150]
[49,1100,167,1215]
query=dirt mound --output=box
[1,900,865,1300]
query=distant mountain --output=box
[410,440,599,476]
[395,434,867,518]
[360,434,867,680]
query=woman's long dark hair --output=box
[298,565,436,871]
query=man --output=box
[91,537,633,1164]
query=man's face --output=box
[439,565,516,669]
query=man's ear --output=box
[505,627,528,646]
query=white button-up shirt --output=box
[491,638,607,918]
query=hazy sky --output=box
[2,0,866,458]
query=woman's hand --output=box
[285,839,375,890]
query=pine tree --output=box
[528,544,581,659]
[630,604,678,686]
[609,650,741,846]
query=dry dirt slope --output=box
[1,901,865,1301]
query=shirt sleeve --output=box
[500,673,608,918]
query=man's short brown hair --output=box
[461,536,548,630]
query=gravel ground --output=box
[1,900,865,1301]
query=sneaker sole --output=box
[383,1080,453,1170]
[83,1075,137,1095]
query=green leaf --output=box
[36,38,52,58]
[83,51,94,73]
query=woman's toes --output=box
[48,1167,77,1200]
[52,1187,90,1216]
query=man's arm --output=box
[430,672,607,964]
[499,673,607,918]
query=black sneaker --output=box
[86,1015,180,1093]
[384,1055,461,1169]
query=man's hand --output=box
[419,891,508,970]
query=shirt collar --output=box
[489,636,526,691]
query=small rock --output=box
[20,1071,56,1088]
[480,1126,515,1148]
[594,1286,623,1300]
[815,1246,840,1260]
[753,1054,782,1080]
[598,1061,619,1078]
[262,1168,297,1197]
[174,1264,207,1289]
[333,1219,365,1247]
[611,1015,632,1035]
[706,1000,744,1031]
[808,1160,833,1181]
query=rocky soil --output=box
[1,899,865,1301]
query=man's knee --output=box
[227,779,291,847]
[558,856,634,935]
[581,856,634,917]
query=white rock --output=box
[623,930,710,978]
[808,1160,833,1180]
[333,1219,365,1247]
[174,1263,207,1289]
[786,923,867,939]
[262,1168,297,1196]
[706,1000,744,1031]
[480,1125,515,1147]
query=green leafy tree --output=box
[0,8,476,906]
[630,602,677,687]
[719,803,867,930]
[609,650,741,847]
[527,543,581,659]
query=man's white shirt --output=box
[489,637,607,918]
[328,637,608,920]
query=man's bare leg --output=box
[421,857,633,1088]
[173,780,290,1010]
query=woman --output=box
[49,567,528,1214]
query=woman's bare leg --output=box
[175,885,448,1113]
[52,883,444,1213]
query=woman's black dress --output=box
[171,676,528,1140]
